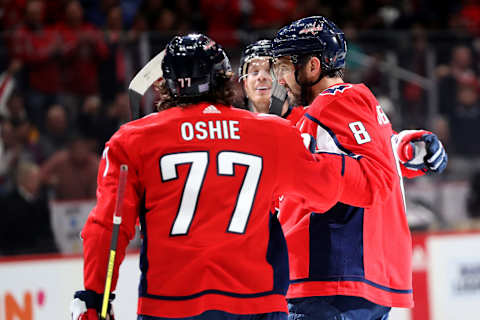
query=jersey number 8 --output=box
[349,121,371,144]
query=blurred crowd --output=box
[1,0,480,255]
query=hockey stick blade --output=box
[128,49,166,119]
[128,88,143,121]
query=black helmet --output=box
[272,16,347,73]
[238,39,273,80]
[162,33,232,98]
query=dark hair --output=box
[299,53,345,79]
[154,73,240,111]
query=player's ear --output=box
[310,56,321,76]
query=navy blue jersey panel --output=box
[266,213,290,295]
[139,193,149,296]
[308,203,364,278]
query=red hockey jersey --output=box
[284,106,307,124]
[81,102,364,318]
[278,83,414,308]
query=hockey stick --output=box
[100,164,129,320]
[128,49,166,119]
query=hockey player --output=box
[239,38,444,173]
[272,16,448,320]
[69,33,379,320]
[238,39,305,124]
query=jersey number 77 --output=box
[160,151,263,236]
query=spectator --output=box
[0,0,25,70]
[343,21,367,84]
[0,0,26,32]
[0,114,41,195]
[56,0,109,118]
[99,4,127,103]
[81,0,118,27]
[40,133,99,200]
[448,75,480,155]
[5,93,41,163]
[0,161,57,255]
[147,7,177,57]
[136,0,165,30]
[399,25,430,128]
[292,0,330,21]
[14,115,43,164]
[3,90,27,123]
[37,104,70,160]
[437,45,478,118]
[0,118,19,194]
[0,60,21,116]
[458,0,480,37]
[77,94,102,145]
[10,0,62,130]
[201,0,242,47]
[249,0,297,30]
[336,0,380,30]
[175,0,202,32]
[77,92,130,155]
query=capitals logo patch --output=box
[320,84,352,96]
[299,22,324,35]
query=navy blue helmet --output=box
[272,16,347,73]
[238,39,273,79]
[162,33,232,98]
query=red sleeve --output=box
[274,123,344,213]
[284,106,307,125]
[400,165,425,179]
[298,89,399,208]
[81,129,142,293]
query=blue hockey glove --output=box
[70,290,115,320]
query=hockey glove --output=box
[396,130,448,174]
[70,290,115,320]
[269,77,288,116]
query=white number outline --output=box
[160,151,263,236]
[376,105,390,125]
[102,146,110,177]
[160,152,209,235]
[217,151,263,234]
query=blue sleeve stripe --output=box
[139,192,149,296]
[313,152,353,177]
[290,276,412,294]
[304,112,356,157]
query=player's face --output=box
[273,56,302,105]
[243,58,272,113]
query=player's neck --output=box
[312,77,345,97]
[250,99,269,113]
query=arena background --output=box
[0,0,479,319]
